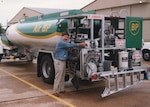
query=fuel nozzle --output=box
[90,40,95,48]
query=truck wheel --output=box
[143,50,150,61]
[0,54,2,62]
[41,55,55,84]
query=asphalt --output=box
[0,59,150,107]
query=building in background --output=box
[8,7,67,25]
[82,0,150,41]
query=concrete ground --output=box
[0,59,150,107]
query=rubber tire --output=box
[143,50,150,61]
[0,54,2,62]
[41,55,55,84]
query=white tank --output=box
[0,38,3,54]
[118,51,128,69]
[5,23,61,51]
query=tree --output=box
[0,23,2,34]
[0,23,5,35]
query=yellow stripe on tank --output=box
[15,28,62,39]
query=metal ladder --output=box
[101,68,148,98]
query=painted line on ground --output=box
[146,80,150,82]
[0,68,76,107]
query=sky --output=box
[0,0,94,26]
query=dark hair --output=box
[61,32,69,36]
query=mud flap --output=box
[71,75,79,90]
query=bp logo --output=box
[129,20,140,36]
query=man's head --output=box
[61,32,69,41]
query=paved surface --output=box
[0,59,150,107]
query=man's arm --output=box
[59,40,87,48]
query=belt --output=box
[55,59,65,62]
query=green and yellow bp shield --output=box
[126,17,143,48]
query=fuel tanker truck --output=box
[0,9,149,97]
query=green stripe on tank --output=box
[16,19,68,39]
[1,34,14,46]
[16,20,58,37]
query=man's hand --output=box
[79,43,87,47]
[73,57,78,61]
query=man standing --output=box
[52,32,87,97]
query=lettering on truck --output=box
[33,24,51,33]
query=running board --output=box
[101,68,148,98]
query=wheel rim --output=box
[144,53,150,60]
[42,61,51,78]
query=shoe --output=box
[52,93,60,97]
[60,90,66,93]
